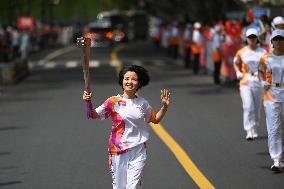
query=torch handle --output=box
[83,37,91,92]
[82,37,93,119]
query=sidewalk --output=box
[0,45,64,85]
[0,59,29,85]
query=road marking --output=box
[111,44,124,76]
[132,60,142,66]
[90,60,100,68]
[110,59,122,67]
[44,61,56,69]
[153,60,165,66]
[149,123,215,189]
[66,61,79,68]
[41,46,76,63]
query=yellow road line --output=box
[149,123,215,189]
[111,44,123,76]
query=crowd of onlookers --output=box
[1,13,283,84]
[149,14,284,84]
[0,23,82,63]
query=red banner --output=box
[17,16,35,30]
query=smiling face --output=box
[123,71,139,94]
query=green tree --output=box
[0,0,244,26]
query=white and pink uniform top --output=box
[95,95,156,155]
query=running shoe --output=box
[251,128,258,139]
[271,161,283,173]
[246,130,253,141]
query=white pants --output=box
[240,86,263,131]
[109,143,147,189]
[264,101,284,161]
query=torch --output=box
[77,37,93,119]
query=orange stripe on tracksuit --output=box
[259,54,274,102]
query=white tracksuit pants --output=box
[109,143,147,189]
[264,101,284,161]
[240,86,263,131]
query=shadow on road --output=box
[0,152,11,156]
[0,126,27,131]
[0,181,23,187]
[256,152,270,156]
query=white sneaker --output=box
[246,130,253,140]
[251,128,258,139]
[271,160,283,173]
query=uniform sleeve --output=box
[233,50,241,65]
[258,55,272,83]
[95,97,113,120]
[258,55,267,73]
[143,100,156,123]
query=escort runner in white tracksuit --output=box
[233,28,266,140]
[258,29,284,173]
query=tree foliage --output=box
[144,0,244,23]
[0,0,244,25]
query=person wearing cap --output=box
[258,29,284,173]
[211,25,223,84]
[191,22,203,74]
[168,21,180,59]
[233,28,266,140]
[271,16,284,30]
[183,24,192,68]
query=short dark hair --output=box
[118,65,150,90]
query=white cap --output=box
[194,22,201,29]
[271,29,284,40]
[272,16,284,26]
[246,28,258,37]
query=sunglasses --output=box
[272,36,284,41]
[247,35,257,39]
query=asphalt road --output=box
[0,40,283,189]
